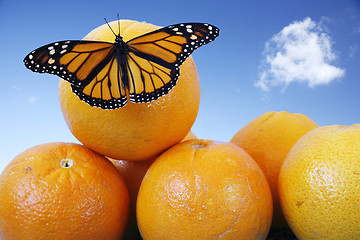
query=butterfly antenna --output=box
[104,17,117,37]
[117,14,121,36]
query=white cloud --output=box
[27,96,37,104]
[354,26,360,34]
[11,84,38,104]
[234,87,242,93]
[11,84,21,91]
[256,17,345,92]
[349,44,358,59]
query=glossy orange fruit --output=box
[110,131,197,239]
[137,139,273,240]
[0,142,129,240]
[230,111,318,228]
[59,19,201,161]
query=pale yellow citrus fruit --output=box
[278,124,360,239]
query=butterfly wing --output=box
[24,40,128,109]
[125,23,219,103]
[23,22,219,109]
[71,55,128,109]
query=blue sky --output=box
[1,0,359,172]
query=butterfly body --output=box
[24,21,219,109]
[113,35,130,90]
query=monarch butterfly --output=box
[24,18,219,109]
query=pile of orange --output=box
[1,18,360,240]
[1,19,201,240]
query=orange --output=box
[136,139,273,240]
[110,131,197,239]
[111,157,155,239]
[59,19,201,161]
[0,142,130,240]
[230,111,318,228]
[278,124,360,239]
[181,130,197,141]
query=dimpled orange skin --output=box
[109,131,197,239]
[59,20,201,161]
[0,142,130,240]
[111,157,155,239]
[230,111,318,228]
[278,124,360,239]
[137,139,273,240]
